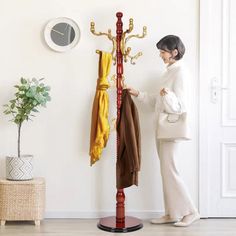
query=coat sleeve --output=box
[136,91,157,109]
[123,97,140,172]
[162,70,186,114]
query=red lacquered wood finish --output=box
[98,216,143,233]
[116,11,125,224]
[97,12,143,233]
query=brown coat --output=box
[116,89,141,189]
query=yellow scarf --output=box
[89,51,112,166]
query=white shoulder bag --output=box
[157,112,190,141]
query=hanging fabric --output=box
[116,89,141,189]
[89,51,112,166]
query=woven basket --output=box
[0,178,45,224]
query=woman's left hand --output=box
[160,88,168,96]
[125,86,139,97]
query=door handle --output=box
[210,77,229,103]
[211,77,218,103]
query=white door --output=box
[199,0,236,217]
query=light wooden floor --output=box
[0,218,236,236]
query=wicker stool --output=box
[0,177,45,226]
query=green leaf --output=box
[32,78,38,83]
[45,86,51,91]
[14,120,21,125]
[26,91,32,97]
[21,78,27,84]
[19,86,26,91]
[43,92,49,96]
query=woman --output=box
[127,35,200,227]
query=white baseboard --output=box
[45,211,164,219]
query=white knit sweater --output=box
[136,60,189,118]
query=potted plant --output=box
[3,77,51,180]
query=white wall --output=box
[0,0,199,218]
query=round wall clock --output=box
[44,17,80,52]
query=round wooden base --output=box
[97,216,143,233]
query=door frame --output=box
[199,0,212,218]
[199,0,230,217]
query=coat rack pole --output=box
[97,12,143,233]
[115,12,125,224]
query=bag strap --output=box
[167,114,180,123]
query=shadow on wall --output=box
[0,157,6,179]
[79,94,94,155]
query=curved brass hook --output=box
[125,26,147,45]
[109,74,117,88]
[122,18,134,43]
[121,22,147,65]
[121,18,134,60]
[90,22,117,64]
[110,118,117,132]
[125,47,143,65]
[90,19,147,65]
[108,75,126,88]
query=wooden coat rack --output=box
[90,12,147,233]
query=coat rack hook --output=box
[121,20,147,64]
[90,22,117,64]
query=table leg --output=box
[35,220,40,226]
[1,220,6,226]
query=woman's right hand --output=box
[125,86,139,97]
[160,88,168,96]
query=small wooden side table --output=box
[0,177,45,226]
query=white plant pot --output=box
[6,155,33,180]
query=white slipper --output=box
[151,215,178,224]
[174,212,200,227]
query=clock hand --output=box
[64,24,68,32]
[52,29,64,35]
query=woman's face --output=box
[159,49,177,64]
[159,49,172,64]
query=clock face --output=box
[51,23,75,46]
[44,18,80,52]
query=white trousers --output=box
[156,140,197,219]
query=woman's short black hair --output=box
[156,35,185,60]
